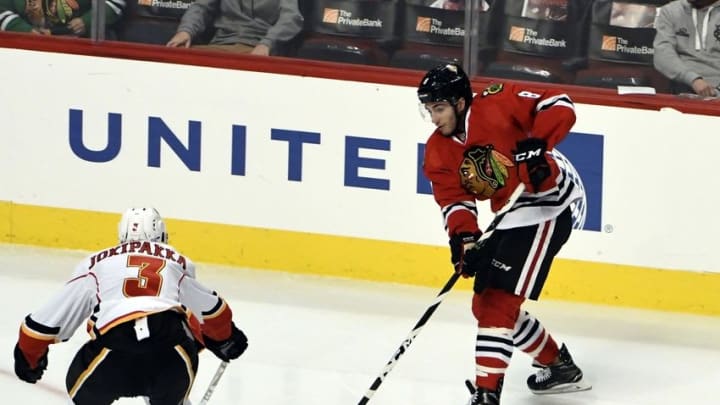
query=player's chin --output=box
[438,126,453,136]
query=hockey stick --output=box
[357,183,526,405]
[199,361,229,405]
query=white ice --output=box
[1,244,719,405]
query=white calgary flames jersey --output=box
[22,241,227,342]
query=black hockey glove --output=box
[203,323,248,362]
[462,239,493,274]
[463,237,492,279]
[513,138,551,192]
[450,232,482,277]
[465,238,497,295]
[14,344,48,384]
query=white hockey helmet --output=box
[118,207,168,244]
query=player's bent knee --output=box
[472,289,524,328]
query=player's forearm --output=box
[201,297,233,340]
[435,192,481,237]
[18,316,56,368]
[532,107,576,148]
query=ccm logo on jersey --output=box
[513,148,543,162]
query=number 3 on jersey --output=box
[123,256,166,297]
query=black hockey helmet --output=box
[417,63,473,105]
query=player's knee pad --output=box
[472,288,524,328]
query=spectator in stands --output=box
[166,0,303,56]
[0,0,124,36]
[654,0,720,97]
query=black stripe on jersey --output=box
[442,201,477,217]
[515,171,568,204]
[442,201,478,230]
[25,315,60,335]
[529,182,575,208]
[537,95,574,112]
[512,181,576,211]
[509,175,575,212]
[202,296,224,316]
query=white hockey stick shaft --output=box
[199,361,229,405]
[357,183,525,404]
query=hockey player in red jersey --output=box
[13,207,248,405]
[418,64,591,405]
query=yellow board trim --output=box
[3,201,720,316]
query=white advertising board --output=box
[1,48,718,273]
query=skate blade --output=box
[530,379,592,395]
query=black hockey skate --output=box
[464,377,502,405]
[527,343,592,394]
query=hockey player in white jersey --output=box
[13,207,248,405]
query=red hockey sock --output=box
[472,289,524,391]
[535,334,560,365]
[476,372,503,391]
[513,310,560,365]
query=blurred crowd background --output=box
[3,0,717,95]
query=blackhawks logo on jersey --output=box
[481,83,504,97]
[459,145,514,198]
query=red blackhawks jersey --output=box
[423,82,582,237]
[17,241,234,369]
